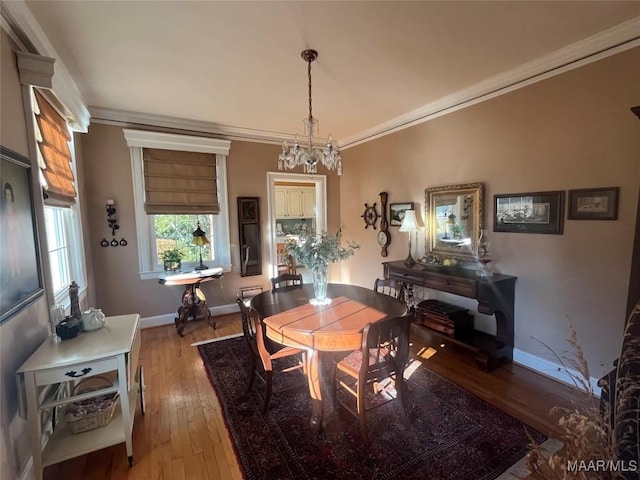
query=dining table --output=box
[250,283,407,430]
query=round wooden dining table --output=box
[251,283,407,430]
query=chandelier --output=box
[278,49,342,175]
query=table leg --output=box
[305,349,324,430]
[194,285,216,329]
[175,286,191,336]
[175,283,217,336]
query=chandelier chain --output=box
[307,57,313,121]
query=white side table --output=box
[16,314,144,480]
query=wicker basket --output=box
[64,375,119,434]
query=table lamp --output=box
[399,209,422,267]
[192,222,209,270]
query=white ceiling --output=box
[11,1,640,147]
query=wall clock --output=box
[377,192,391,256]
[361,202,379,229]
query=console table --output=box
[16,314,143,480]
[159,267,224,336]
[383,260,516,370]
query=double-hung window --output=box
[123,130,231,279]
[32,89,87,305]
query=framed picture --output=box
[494,191,564,234]
[390,202,413,227]
[568,187,619,220]
[1,146,44,323]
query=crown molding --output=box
[91,107,289,146]
[90,107,340,148]
[1,0,90,132]
[339,17,640,149]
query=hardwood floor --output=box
[44,313,582,480]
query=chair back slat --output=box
[363,313,413,365]
[271,273,303,292]
[373,278,403,301]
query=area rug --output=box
[198,336,545,480]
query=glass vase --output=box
[310,265,331,306]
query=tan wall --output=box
[79,125,342,318]
[340,47,640,378]
[0,32,52,479]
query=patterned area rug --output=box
[198,336,545,480]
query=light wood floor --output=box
[44,313,582,480]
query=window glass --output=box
[154,214,213,264]
[44,206,79,298]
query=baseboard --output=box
[513,348,601,396]
[139,302,239,329]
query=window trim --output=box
[124,130,232,280]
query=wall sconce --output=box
[192,222,209,270]
[101,199,127,247]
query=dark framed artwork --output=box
[237,197,261,276]
[494,191,564,234]
[1,146,44,323]
[390,202,413,227]
[568,187,619,220]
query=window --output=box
[43,206,86,303]
[32,89,87,306]
[123,130,231,279]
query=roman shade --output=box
[143,148,219,214]
[34,90,76,206]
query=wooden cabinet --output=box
[383,261,516,371]
[16,314,144,479]
[275,186,315,218]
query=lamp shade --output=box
[399,210,421,232]
[192,223,210,245]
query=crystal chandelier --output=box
[278,49,342,175]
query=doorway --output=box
[266,172,327,279]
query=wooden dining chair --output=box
[373,278,403,301]
[236,298,307,413]
[271,273,303,292]
[333,312,414,442]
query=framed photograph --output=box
[494,191,564,234]
[1,146,44,323]
[390,202,413,226]
[568,187,619,220]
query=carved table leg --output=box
[194,285,216,330]
[305,349,323,431]
[175,286,192,336]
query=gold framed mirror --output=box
[422,182,485,262]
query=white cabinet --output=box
[302,189,315,217]
[16,314,144,480]
[275,189,288,218]
[275,186,315,218]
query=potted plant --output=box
[450,223,465,239]
[161,247,183,272]
[285,228,359,305]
